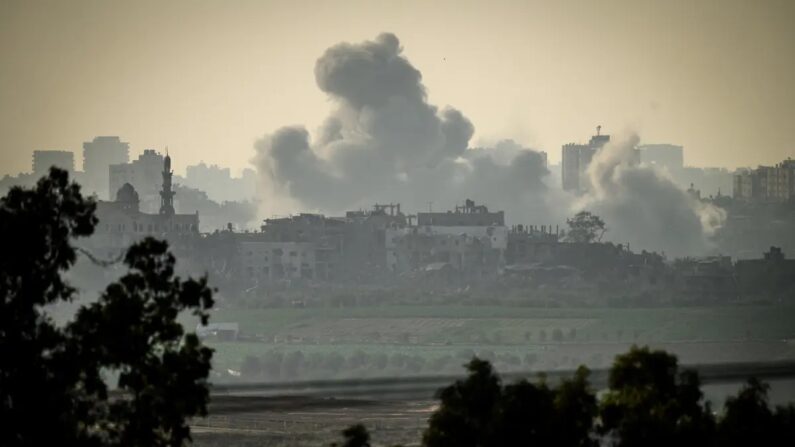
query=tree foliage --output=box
[331,424,371,447]
[0,169,214,446]
[347,345,795,447]
[599,346,715,447]
[718,378,795,447]
[423,358,502,447]
[422,359,597,447]
[565,211,606,243]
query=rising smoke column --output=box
[253,33,552,219]
[575,133,726,256]
[252,33,725,257]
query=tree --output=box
[333,424,408,447]
[424,359,597,447]
[717,378,795,447]
[0,169,214,446]
[598,346,715,447]
[67,238,214,446]
[423,358,502,447]
[333,424,371,447]
[565,211,606,243]
[1,168,97,444]
[555,366,598,447]
[350,347,795,447]
[717,378,773,446]
[492,379,556,446]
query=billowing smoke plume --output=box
[253,33,725,257]
[575,133,726,256]
[254,33,552,221]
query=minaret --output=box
[159,150,175,216]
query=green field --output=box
[196,305,795,378]
[205,305,795,342]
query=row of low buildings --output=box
[80,155,795,303]
[234,199,510,285]
[671,246,795,301]
[85,155,517,287]
[71,146,795,302]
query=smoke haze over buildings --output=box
[575,132,726,256]
[254,33,552,221]
[254,33,726,256]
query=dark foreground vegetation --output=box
[335,346,795,447]
[0,169,214,446]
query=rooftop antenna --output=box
[596,125,602,136]
[427,201,433,212]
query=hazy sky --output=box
[1,0,793,177]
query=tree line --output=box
[334,346,795,447]
[238,349,545,381]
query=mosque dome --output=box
[115,183,140,212]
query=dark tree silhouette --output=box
[491,378,556,446]
[348,346,794,447]
[1,168,97,444]
[423,358,502,447]
[599,346,715,447]
[565,211,606,243]
[424,360,597,447]
[66,238,214,446]
[332,424,371,447]
[717,378,795,447]
[491,367,597,447]
[0,168,214,446]
[555,366,598,447]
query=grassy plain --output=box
[201,305,795,376]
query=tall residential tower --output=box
[561,126,610,193]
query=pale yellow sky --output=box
[1,0,793,177]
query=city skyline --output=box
[2,0,794,178]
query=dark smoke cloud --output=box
[254,33,551,220]
[253,33,723,257]
[575,133,726,256]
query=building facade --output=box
[32,150,74,176]
[561,129,611,193]
[109,149,165,212]
[83,136,130,198]
[733,158,795,202]
[238,240,317,283]
[89,154,199,254]
[387,200,508,277]
[417,199,504,226]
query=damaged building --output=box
[386,200,508,280]
[735,246,795,300]
[234,203,408,287]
